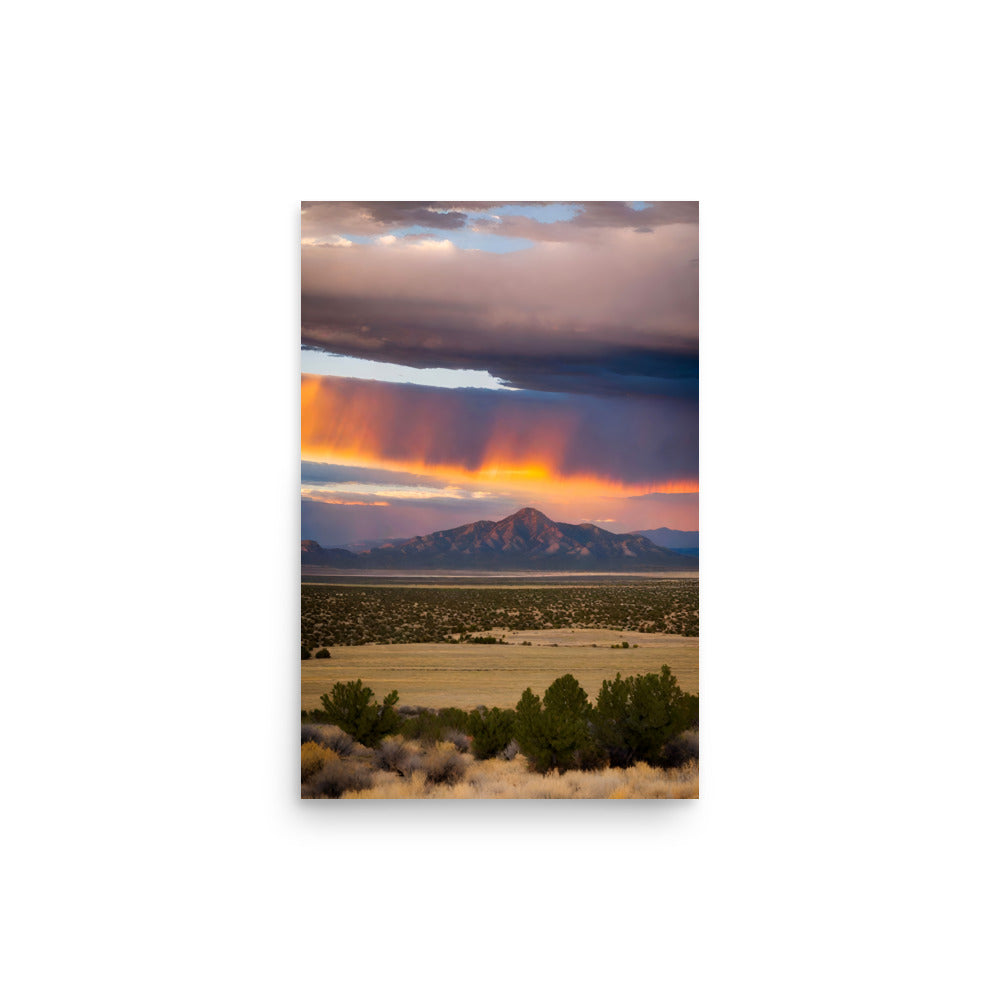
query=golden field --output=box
[301,627,698,711]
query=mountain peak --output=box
[497,507,558,536]
[508,506,551,522]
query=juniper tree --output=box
[514,674,596,773]
[592,665,698,767]
[468,707,517,759]
[318,679,400,746]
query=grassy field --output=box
[301,627,698,710]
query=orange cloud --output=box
[301,375,698,499]
[299,489,389,506]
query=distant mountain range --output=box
[302,507,698,570]
[338,536,411,553]
[629,526,699,557]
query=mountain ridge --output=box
[302,507,697,570]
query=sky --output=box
[301,201,698,547]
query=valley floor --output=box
[301,629,699,711]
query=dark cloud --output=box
[577,202,698,227]
[301,201,507,237]
[491,364,698,399]
[301,219,698,397]
[301,302,697,397]
[301,201,697,240]
[634,226,654,234]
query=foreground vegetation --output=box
[301,580,699,654]
[302,740,698,799]
[302,665,698,799]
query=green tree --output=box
[468,707,517,759]
[513,688,547,769]
[593,665,698,767]
[318,679,400,746]
[514,674,596,773]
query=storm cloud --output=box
[301,375,697,488]
[301,215,698,397]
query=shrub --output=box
[301,723,359,756]
[301,647,311,659]
[468,707,518,759]
[423,744,469,785]
[501,739,520,761]
[315,648,331,659]
[316,679,400,747]
[515,674,596,774]
[308,758,374,798]
[443,729,472,753]
[374,736,418,776]
[301,741,336,783]
[592,665,699,767]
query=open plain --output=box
[301,577,698,711]
[301,634,698,710]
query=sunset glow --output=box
[301,373,698,499]
[301,201,698,544]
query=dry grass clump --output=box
[336,754,698,799]
[304,734,698,799]
[422,742,470,785]
[464,757,523,797]
[304,756,374,798]
[607,760,699,799]
[301,741,337,783]
[553,769,624,799]
[373,736,420,776]
[300,724,360,756]
[346,771,430,798]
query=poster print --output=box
[301,202,698,798]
